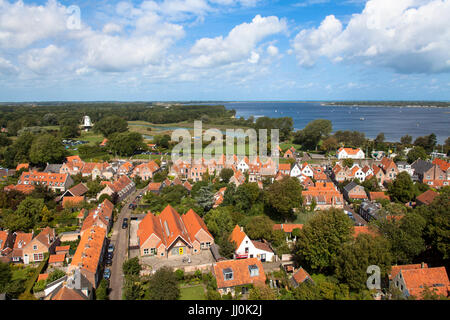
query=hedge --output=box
[24,253,49,294]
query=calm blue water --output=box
[219,102,449,144]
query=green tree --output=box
[400,135,413,146]
[95,279,109,300]
[321,136,338,153]
[147,267,180,300]
[217,232,236,259]
[123,257,141,277]
[0,261,12,293]
[407,146,428,164]
[107,132,146,157]
[375,212,426,264]
[29,134,67,165]
[195,186,215,212]
[219,168,234,183]
[48,269,66,283]
[295,209,354,273]
[333,234,392,291]
[93,115,128,137]
[387,172,416,203]
[264,176,303,220]
[248,285,277,300]
[244,215,274,240]
[234,183,262,213]
[293,119,332,150]
[204,206,235,238]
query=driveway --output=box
[108,188,146,300]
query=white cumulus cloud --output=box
[187,14,287,68]
[291,0,450,73]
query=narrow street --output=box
[108,188,146,300]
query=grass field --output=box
[179,285,206,300]
[11,265,37,281]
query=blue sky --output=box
[0,0,449,101]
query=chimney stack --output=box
[421,262,425,269]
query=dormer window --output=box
[248,264,259,277]
[33,245,38,250]
[223,268,234,281]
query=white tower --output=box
[82,115,92,131]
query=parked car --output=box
[104,268,111,280]
[107,252,113,260]
[105,258,112,266]
[108,243,114,253]
[128,203,134,209]
[122,218,128,229]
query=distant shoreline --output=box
[321,102,450,108]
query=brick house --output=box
[131,160,160,181]
[343,181,368,201]
[137,205,214,259]
[22,227,59,265]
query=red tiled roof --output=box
[4,184,35,194]
[402,267,449,299]
[273,224,303,233]
[293,267,311,284]
[55,245,70,252]
[51,286,87,300]
[252,240,273,253]
[181,209,213,240]
[80,199,113,233]
[416,190,439,206]
[230,225,247,248]
[214,258,266,289]
[49,254,66,264]
[16,163,29,171]
[37,273,49,282]
[71,226,107,273]
[389,264,428,280]
[13,232,33,249]
[147,182,162,191]
[0,230,8,250]
[369,192,390,201]
[338,147,362,155]
[68,183,89,197]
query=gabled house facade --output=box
[230,225,274,262]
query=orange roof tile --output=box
[49,254,66,264]
[416,190,439,205]
[51,286,87,300]
[37,273,49,282]
[273,224,303,233]
[230,225,247,248]
[13,232,33,249]
[56,245,70,252]
[293,267,311,284]
[214,258,266,289]
[181,209,213,240]
[369,192,390,201]
[0,230,8,250]
[389,264,428,280]
[16,163,29,171]
[71,226,107,273]
[401,267,449,299]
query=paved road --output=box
[109,188,146,300]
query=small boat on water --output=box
[360,117,365,121]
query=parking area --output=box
[129,219,141,248]
[138,250,216,273]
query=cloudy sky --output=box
[0,0,449,101]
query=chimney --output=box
[240,226,243,232]
[421,262,425,269]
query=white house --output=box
[337,147,365,160]
[300,163,314,177]
[290,163,302,178]
[237,157,250,172]
[351,165,366,182]
[230,225,274,263]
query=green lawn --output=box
[179,285,206,300]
